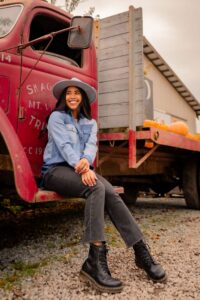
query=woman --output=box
[42,77,167,293]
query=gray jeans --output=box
[43,165,144,247]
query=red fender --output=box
[0,107,38,202]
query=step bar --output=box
[34,186,124,203]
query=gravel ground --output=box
[0,196,200,299]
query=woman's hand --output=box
[75,158,90,174]
[81,170,97,186]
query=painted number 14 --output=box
[0,53,11,63]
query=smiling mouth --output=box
[68,100,78,104]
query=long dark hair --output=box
[39,86,92,138]
[54,86,92,120]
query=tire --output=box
[182,157,200,209]
[121,185,138,204]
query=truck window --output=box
[0,4,23,38]
[29,14,82,67]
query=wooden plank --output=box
[99,78,128,93]
[98,56,129,71]
[98,90,129,105]
[98,44,129,60]
[136,113,145,125]
[135,52,143,64]
[97,6,145,130]
[133,64,144,76]
[99,114,129,129]
[100,11,129,29]
[99,67,129,82]
[135,100,145,114]
[99,33,129,50]
[135,76,144,89]
[100,22,129,39]
[129,7,144,130]
[135,88,145,101]
[99,102,129,117]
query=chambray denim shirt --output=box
[42,111,97,175]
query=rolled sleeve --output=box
[81,120,98,165]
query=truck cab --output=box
[0,0,97,202]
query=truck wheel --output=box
[182,158,200,209]
[121,185,138,204]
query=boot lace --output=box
[136,243,157,266]
[99,248,111,275]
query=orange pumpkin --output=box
[194,133,200,140]
[168,121,189,136]
[143,119,169,131]
[186,133,199,140]
[156,123,169,131]
[143,120,159,127]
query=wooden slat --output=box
[99,33,129,50]
[98,44,129,61]
[135,76,144,88]
[100,22,129,39]
[98,90,129,105]
[99,102,128,117]
[128,7,144,130]
[99,115,128,129]
[98,55,129,71]
[99,66,129,82]
[97,6,145,130]
[100,11,129,29]
[99,78,128,93]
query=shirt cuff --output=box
[81,155,92,165]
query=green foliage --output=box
[66,0,80,13]
[0,260,48,289]
[84,6,95,16]
[50,0,57,5]
[50,0,95,16]
[50,0,80,12]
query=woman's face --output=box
[65,86,82,111]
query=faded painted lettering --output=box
[0,53,12,63]
[28,100,51,111]
[28,100,41,109]
[29,115,46,130]
[26,82,52,95]
[24,146,43,156]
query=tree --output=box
[50,0,95,16]
[50,0,57,5]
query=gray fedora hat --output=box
[52,77,96,103]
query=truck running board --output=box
[34,186,124,203]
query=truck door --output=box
[16,6,95,177]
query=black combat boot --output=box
[80,243,123,293]
[133,240,167,282]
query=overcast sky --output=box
[56,0,200,104]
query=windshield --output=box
[0,4,23,38]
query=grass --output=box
[0,259,48,290]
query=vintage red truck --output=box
[1,0,200,209]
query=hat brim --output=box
[52,79,96,103]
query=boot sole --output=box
[80,270,123,293]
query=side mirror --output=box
[68,16,93,49]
